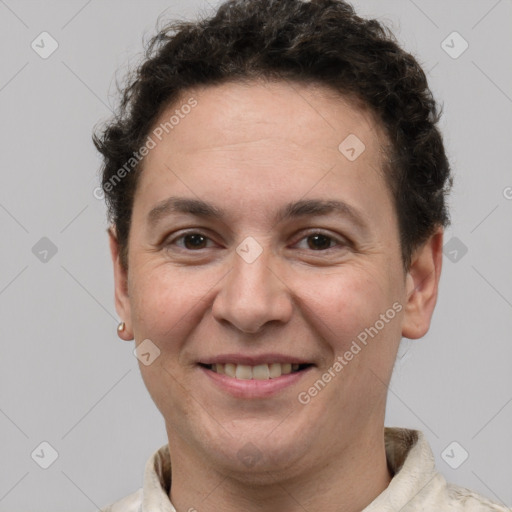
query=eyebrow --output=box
[147,196,369,231]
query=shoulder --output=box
[444,482,510,511]
[380,428,509,511]
[99,488,143,512]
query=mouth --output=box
[199,362,314,380]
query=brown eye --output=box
[306,233,334,251]
[182,233,208,249]
[294,231,343,251]
[166,231,213,251]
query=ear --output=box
[108,226,134,341]
[401,228,444,339]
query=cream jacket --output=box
[100,428,510,511]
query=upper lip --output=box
[198,353,314,366]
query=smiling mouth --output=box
[199,363,313,380]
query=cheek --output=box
[129,266,207,418]
[294,264,400,355]
[129,264,205,346]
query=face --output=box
[110,80,442,479]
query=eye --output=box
[294,231,346,251]
[167,231,215,250]
[165,230,347,253]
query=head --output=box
[94,0,451,480]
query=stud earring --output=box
[117,322,132,341]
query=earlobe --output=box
[108,226,134,340]
[401,229,444,340]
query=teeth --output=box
[252,364,270,380]
[209,362,305,380]
[281,363,292,375]
[224,363,236,378]
[235,364,252,380]
[269,363,282,378]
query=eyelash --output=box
[165,229,347,253]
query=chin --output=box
[200,425,312,478]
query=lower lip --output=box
[199,365,313,399]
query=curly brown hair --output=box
[93,0,452,271]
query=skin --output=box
[109,79,443,512]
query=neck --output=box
[167,429,392,512]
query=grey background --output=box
[0,0,511,510]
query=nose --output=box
[211,245,293,334]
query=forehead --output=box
[134,80,393,225]
[152,80,386,158]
